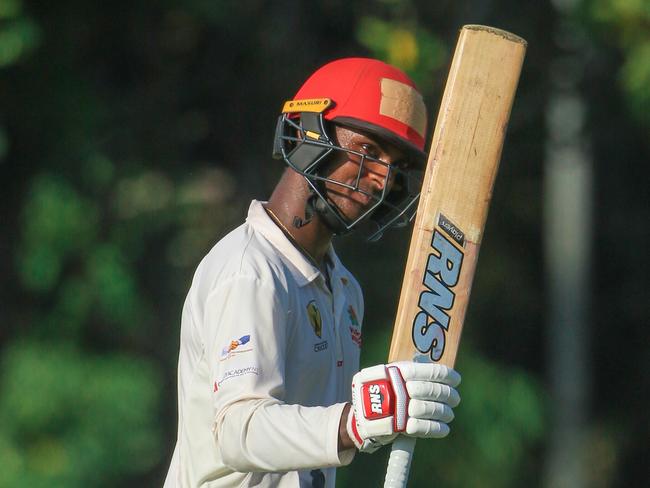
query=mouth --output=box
[340,185,379,208]
[354,191,373,206]
[325,181,383,216]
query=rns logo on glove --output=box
[361,381,393,419]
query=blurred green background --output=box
[0,0,647,486]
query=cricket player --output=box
[164,58,461,488]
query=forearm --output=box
[217,399,355,472]
[338,403,354,451]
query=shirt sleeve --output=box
[204,274,352,472]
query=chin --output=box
[340,203,372,222]
[328,192,375,222]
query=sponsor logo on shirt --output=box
[306,300,322,338]
[347,305,359,327]
[313,340,328,352]
[213,366,261,393]
[220,334,252,361]
[349,327,362,348]
[348,305,362,347]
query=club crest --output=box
[306,300,322,338]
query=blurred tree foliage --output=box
[0,0,647,486]
[0,0,39,69]
[584,0,650,124]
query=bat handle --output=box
[383,436,416,487]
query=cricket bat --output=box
[383,25,527,487]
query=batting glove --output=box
[346,361,461,453]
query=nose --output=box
[363,159,395,194]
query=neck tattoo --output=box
[264,205,323,270]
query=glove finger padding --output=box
[392,361,461,386]
[408,399,455,423]
[406,381,460,407]
[406,418,451,438]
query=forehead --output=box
[333,124,405,159]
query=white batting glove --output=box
[346,361,461,453]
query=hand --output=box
[346,361,461,453]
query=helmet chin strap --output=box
[293,188,350,236]
[313,195,349,235]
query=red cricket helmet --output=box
[292,57,428,162]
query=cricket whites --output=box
[383,25,527,487]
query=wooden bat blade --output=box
[384,25,526,488]
[388,25,526,368]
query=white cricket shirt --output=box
[164,200,363,487]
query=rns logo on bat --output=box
[412,214,464,361]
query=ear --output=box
[275,113,335,174]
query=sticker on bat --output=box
[437,213,465,247]
[412,218,464,361]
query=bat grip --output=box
[383,436,416,487]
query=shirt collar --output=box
[247,200,340,287]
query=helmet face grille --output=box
[273,111,422,240]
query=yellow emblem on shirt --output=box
[306,300,322,338]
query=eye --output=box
[360,143,380,160]
[394,159,410,171]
